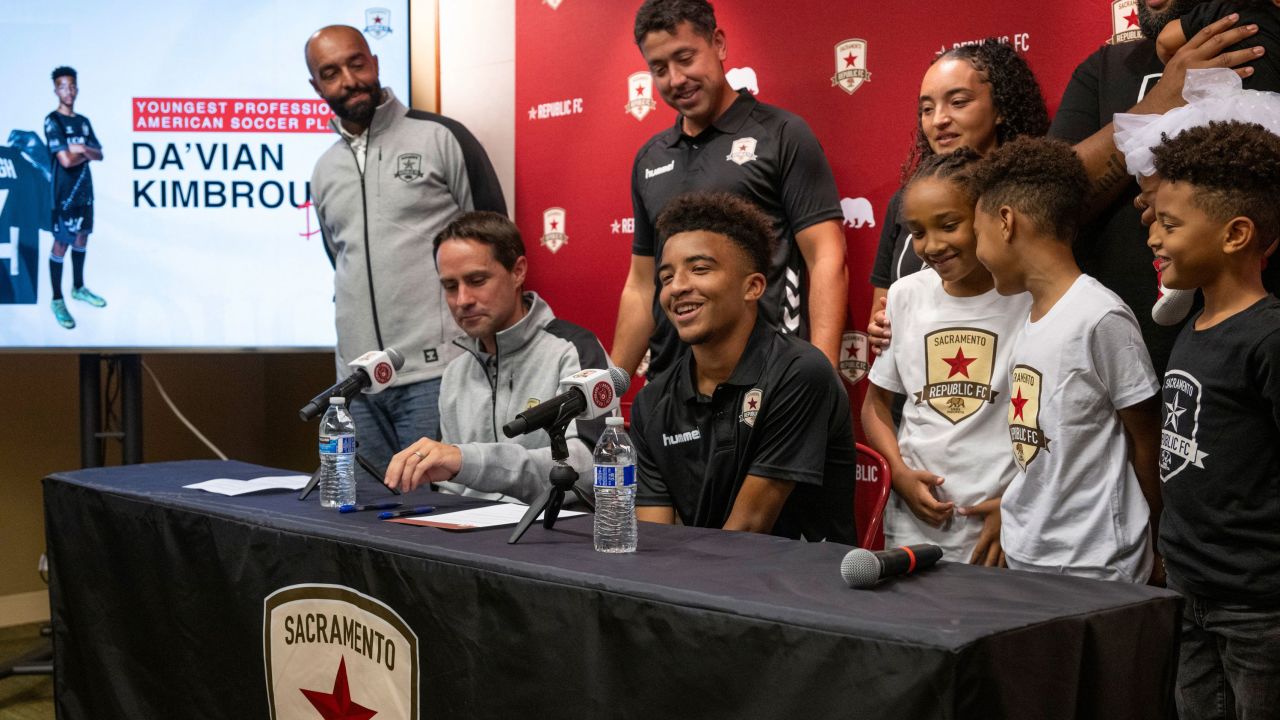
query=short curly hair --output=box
[634,0,716,45]
[1152,121,1280,251]
[51,66,77,83]
[967,137,1089,242]
[907,145,983,198]
[655,191,774,275]
[903,39,1049,181]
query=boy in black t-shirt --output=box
[43,66,106,330]
[1147,120,1280,719]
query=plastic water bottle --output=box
[318,397,357,509]
[593,415,637,553]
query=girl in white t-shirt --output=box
[861,149,1030,564]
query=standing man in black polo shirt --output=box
[632,192,856,543]
[612,0,847,380]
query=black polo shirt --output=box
[631,318,857,544]
[630,89,843,377]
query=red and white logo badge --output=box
[740,388,763,427]
[831,38,871,95]
[625,71,658,121]
[543,0,563,8]
[264,584,418,720]
[726,66,759,95]
[373,361,393,385]
[1110,0,1143,45]
[592,380,614,409]
[726,137,759,165]
[839,331,870,385]
[364,8,392,40]
[541,207,568,254]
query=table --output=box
[44,460,1179,719]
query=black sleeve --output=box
[1254,326,1280,434]
[869,188,905,288]
[748,349,848,486]
[1048,47,1106,144]
[630,391,670,505]
[776,115,844,233]
[630,146,655,257]
[43,114,67,154]
[408,109,507,215]
[1179,2,1224,38]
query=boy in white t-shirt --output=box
[862,149,1031,564]
[969,137,1164,584]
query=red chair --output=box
[854,443,892,550]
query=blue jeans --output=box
[347,378,441,484]
[1167,573,1280,720]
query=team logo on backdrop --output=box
[541,207,568,253]
[840,197,875,229]
[543,0,563,8]
[394,153,422,182]
[839,331,870,385]
[915,328,999,425]
[831,39,871,95]
[1161,370,1209,480]
[610,217,635,234]
[364,8,393,39]
[1008,364,1050,469]
[740,388,763,427]
[726,137,759,165]
[625,71,658,121]
[726,66,760,95]
[264,584,418,720]
[1110,0,1143,45]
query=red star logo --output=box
[1124,9,1139,27]
[844,53,857,68]
[374,15,383,24]
[1010,388,1029,421]
[747,397,758,410]
[549,219,558,230]
[738,143,747,151]
[300,657,377,720]
[635,84,645,96]
[845,342,856,357]
[943,347,976,378]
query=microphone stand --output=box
[508,412,594,544]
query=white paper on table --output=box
[183,475,312,496]
[392,503,586,530]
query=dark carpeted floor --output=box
[0,623,54,720]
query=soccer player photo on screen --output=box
[43,65,106,330]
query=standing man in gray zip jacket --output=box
[306,25,507,480]
[384,212,611,503]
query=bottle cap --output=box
[329,397,345,406]
[606,415,624,426]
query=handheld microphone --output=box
[298,348,406,421]
[502,367,630,438]
[840,544,944,589]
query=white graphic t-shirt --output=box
[1000,275,1159,582]
[869,269,1031,561]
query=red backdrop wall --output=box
[514,0,1135,417]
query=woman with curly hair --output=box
[867,39,1049,354]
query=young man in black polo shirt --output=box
[612,0,847,380]
[632,192,856,543]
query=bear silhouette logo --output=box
[840,197,875,228]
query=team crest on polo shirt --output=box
[263,584,418,719]
[1161,370,1209,480]
[831,39,871,95]
[915,328,999,425]
[740,388,763,427]
[1109,0,1143,45]
[394,153,422,182]
[364,8,392,40]
[625,71,657,121]
[839,330,869,385]
[726,137,759,165]
[541,207,568,253]
[1008,364,1051,470]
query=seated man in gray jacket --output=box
[383,211,610,503]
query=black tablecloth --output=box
[44,460,1179,719]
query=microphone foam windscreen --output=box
[608,366,631,394]
[386,347,406,369]
[840,548,880,589]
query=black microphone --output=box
[298,348,405,421]
[840,544,944,589]
[503,367,629,437]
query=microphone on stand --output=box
[840,544,944,589]
[298,348,405,421]
[502,367,629,438]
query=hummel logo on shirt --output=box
[662,428,701,446]
[645,160,675,179]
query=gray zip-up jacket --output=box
[311,89,506,383]
[435,292,611,504]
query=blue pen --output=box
[338,502,402,513]
[379,505,436,520]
